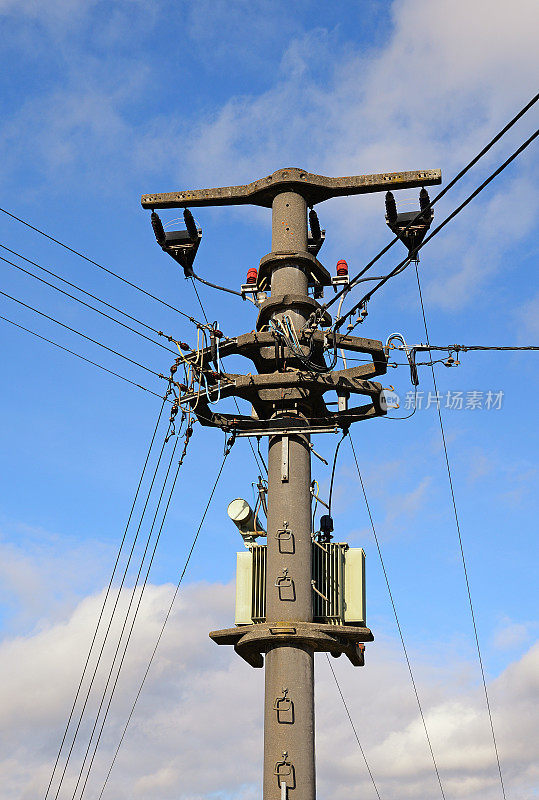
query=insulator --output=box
[151,212,166,247]
[178,341,190,351]
[170,363,178,375]
[309,208,321,241]
[336,259,348,276]
[385,191,397,223]
[419,187,430,211]
[246,267,258,284]
[183,208,198,240]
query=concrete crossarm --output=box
[141,166,442,209]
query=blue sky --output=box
[0,2,537,799]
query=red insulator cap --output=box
[336,259,349,276]
[246,267,258,284]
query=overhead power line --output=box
[413,264,507,800]
[0,242,176,345]
[73,430,192,800]
[349,436,446,800]
[336,126,539,329]
[0,314,164,398]
[0,205,205,326]
[96,437,235,799]
[50,418,176,800]
[325,654,382,800]
[323,90,538,316]
[43,398,168,800]
[0,251,178,355]
[0,289,164,378]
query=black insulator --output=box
[385,191,397,223]
[309,208,321,241]
[151,212,166,247]
[419,187,430,212]
[320,514,334,541]
[183,208,198,240]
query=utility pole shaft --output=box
[142,165,442,800]
[265,190,314,800]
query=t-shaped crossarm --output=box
[141,166,441,210]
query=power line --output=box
[96,438,235,799]
[0,289,164,378]
[349,436,446,800]
[0,251,178,354]
[325,654,382,800]
[76,428,193,799]
[72,430,191,799]
[0,242,176,345]
[0,205,205,325]
[0,314,164,399]
[323,90,538,316]
[336,126,539,329]
[413,264,507,800]
[187,278,267,476]
[43,397,168,800]
[51,421,174,800]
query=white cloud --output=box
[0,580,537,799]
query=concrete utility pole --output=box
[142,166,441,799]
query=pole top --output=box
[141,166,442,210]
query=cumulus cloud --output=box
[0,580,537,799]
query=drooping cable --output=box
[336,127,539,330]
[0,289,163,378]
[0,242,177,345]
[328,430,348,517]
[322,90,539,317]
[325,654,382,800]
[0,206,204,325]
[96,437,235,799]
[413,264,507,799]
[0,314,164,399]
[43,397,168,800]
[51,421,174,800]
[349,436,446,799]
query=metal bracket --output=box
[273,688,294,724]
[275,569,295,601]
[275,522,294,554]
[281,436,289,482]
[274,752,296,790]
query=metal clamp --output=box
[275,522,294,554]
[273,688,294,724]
[274,751,296,789]
[275,569,296,601]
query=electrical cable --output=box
[191,269,244,298]
[349,435,446,799]
[187,278,267,476]
[325,654,382,800]
[0,242,176,345]
[335,126,539,330]
[0,206,205,325]
[0,289,163,378]
[413,264,507,799]
[43,397,168,800]
[51,420,174,800]
[321,90,539,318]
[328,430,348,517]
[0,252,178,355]
[74,428,193,800]
[96,438,235,799]
[0,314,165,399]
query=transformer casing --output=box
[235,542,366,626]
